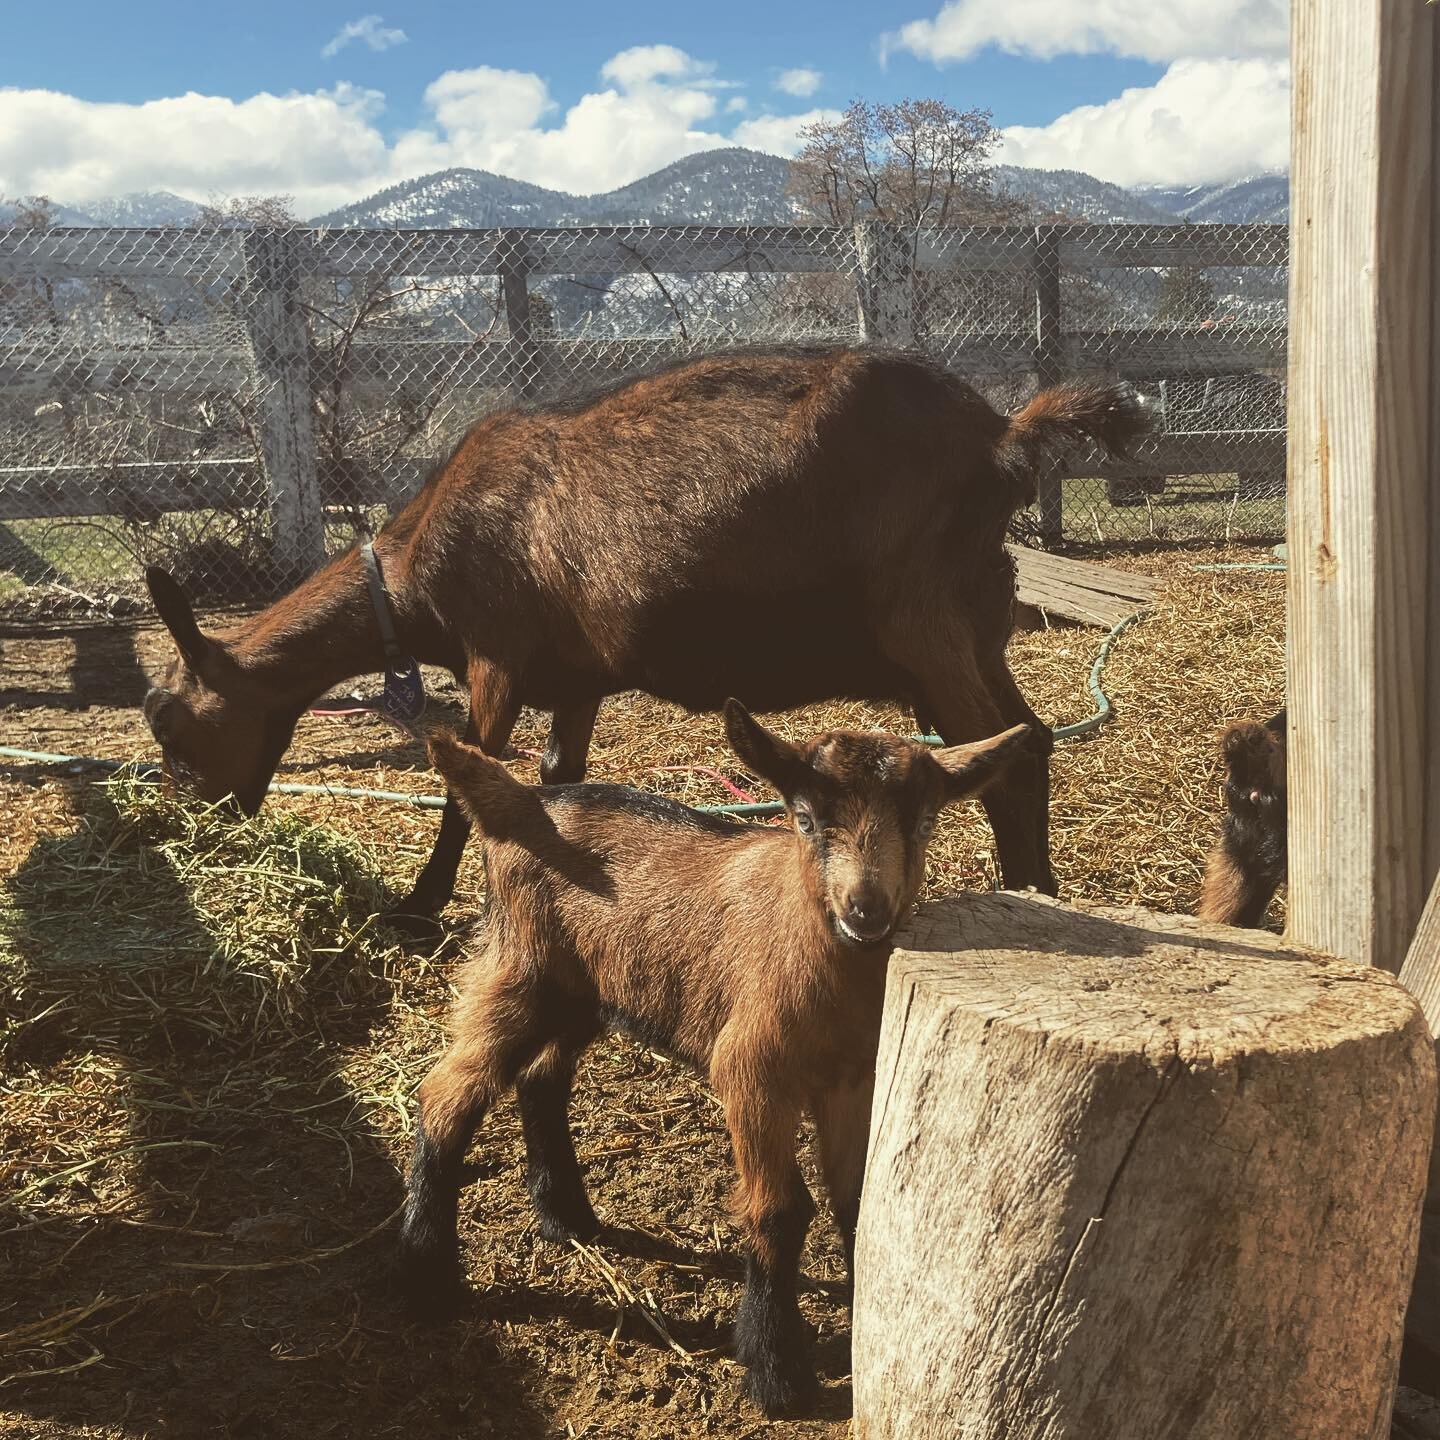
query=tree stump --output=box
[852,893,1436,1440]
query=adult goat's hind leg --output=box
[397,968,550,1318]
[517,1020,602,1242]
[390,662,521,935]
[891,616,1055,895]
[539,697,602,785]
[973,645,1056,895]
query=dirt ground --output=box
[0,546,1286,1439]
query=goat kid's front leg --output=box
[812,1078,875,1292]
[723,1091,817,1416]
[390,663,521,936]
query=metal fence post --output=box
[240,228,325,581]
[1032,227,1065,545]
[854,220,916,347]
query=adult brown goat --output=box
[400,702,1037,1415]
[142,347,1148,928]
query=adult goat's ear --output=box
[932,723,1037,803]
[723,699,809,799]
[145,566,213,672]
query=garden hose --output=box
[1,608,1147,817]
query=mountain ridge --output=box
[4,151,1290,231]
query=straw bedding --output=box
[0,546,1284,1439]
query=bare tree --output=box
[788,100,1021,229]
[1,195,60,232]
[190,194,298,230]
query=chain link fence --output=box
[0,220,1286,621]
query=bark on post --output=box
[854,220,915,349]
[853,892,1436,1440]
[240,228,324,583]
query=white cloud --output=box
[599,44,714,88]
[0,84,392,214]
[726,96,749,113]
[775,67,823,98]
[732,108,839,157]
[322,14,408,60]
[883,0,1287,65]
[998,57,1289,187]
[0,48,825,212]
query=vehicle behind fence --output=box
[0,220,1287,620]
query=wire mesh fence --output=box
[0,219,1287,621]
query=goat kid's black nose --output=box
[841,896,892,942]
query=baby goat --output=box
[1198,708,1287,928]
[398,702,1035,1415]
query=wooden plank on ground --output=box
[1008,544,1155,628]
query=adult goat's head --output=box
[143,567,298,816]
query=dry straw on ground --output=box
[0,547,1284,1439]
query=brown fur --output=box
[1197,710,1287,928]
[141,347,1148,922]
[397,702,1037,1415]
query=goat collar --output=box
[360,542,426,731]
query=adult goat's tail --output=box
[995,382,1153,488]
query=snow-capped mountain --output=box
[1135,175,1289,225]
[991,166,1178,224]
[10,151,1290,232]
[587,149,798,224]
[315,169,591,229]
[0,190,206,227]
[81,191,206,227]
[316,153,1286,230]
[311,149,799,229]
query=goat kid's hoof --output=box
[741,1361,820,1418]
[382,904,446,949]
[534,1209,602,1245]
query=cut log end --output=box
[853,892,1436,1440]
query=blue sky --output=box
[0,1,1290,211]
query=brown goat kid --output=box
[1197,708,1287,928]
[142,347,1148,930]
[399,702,1037,1416]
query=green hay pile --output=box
[1,769,404,1072]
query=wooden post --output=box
[852,893,1435,1440]
[1286,0,1437,972]
[240,228,324,581]
[854,220,915,348]
[1032,226,1064,545]
[500,230,539,401]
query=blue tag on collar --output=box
[382,657,427,733]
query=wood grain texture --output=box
[1008,544,1157,628]
[854,221,915,347]
[239,230,324,579]
[853,892,1436,1440]
[1286,0,1437,972]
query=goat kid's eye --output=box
[794,809,816,835]
[916,815,936,841]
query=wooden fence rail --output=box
[0,220,1288,557]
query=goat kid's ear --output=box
[145,566,213,672]
[932,723,1037,803]
[723,699,810,799]
[427,732,495,795]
